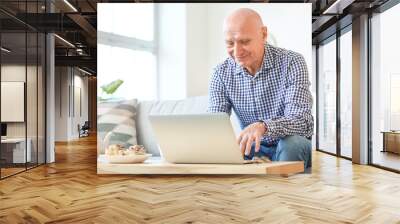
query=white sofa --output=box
[97,96,241,156]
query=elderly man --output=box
[208,8,313,170]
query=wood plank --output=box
[2,135,400,223]
[97,156,304,175]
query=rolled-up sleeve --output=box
[263,54,314,138]
[207,68,232,114]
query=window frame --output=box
[97,4,158,101]
[368,1,400,173]
[315,24,353,161]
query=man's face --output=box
[224,24,267,71]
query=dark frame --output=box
[0,0,47,180]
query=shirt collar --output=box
[234,43,275,75]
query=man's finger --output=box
[245,136,253,156]
[240,135,248,155]
[255,135,261,152]
[237,131,244,145]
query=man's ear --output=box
[263,26,268,42]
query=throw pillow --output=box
[97,99,138,154]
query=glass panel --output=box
[1,31,27,177]
[340,30,352,158]
[371,3,400,171]
[25,0,39,169]
[39,1,46,14]
[0,1,46,178]
[0,2,27,33]
[312,46,317,151]
[27,31,38,169]
[38,33,45,165]
[318,38,337,154]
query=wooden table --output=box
[381,131,400,154]
[1,137,32,164]
[97,156,304,175]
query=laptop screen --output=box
[1,123,7,137]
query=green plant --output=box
[99,79,124,101]
[101,79,124,95]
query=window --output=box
[0,1,46,179]
[97,4,156,101]
[340,29,352,158]
[318,37,337,154]
[371,3,400,171]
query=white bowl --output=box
[105,153,152,164]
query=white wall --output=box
[205,3,312,78]
[1,66,27,141]
[55,67,89,141]
[158,4,187,100]
[1,64,46,163]
[55,67,68,141]
[185,4,209,97]
[1,65,39,138]
[73,74,89,137]
[157,3,312,99]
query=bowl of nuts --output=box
[104,144,151,164]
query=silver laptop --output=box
[149,113,249,164]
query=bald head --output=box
[223,8,268,75]
[224,8,264,32]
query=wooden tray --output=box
[97,156,304,175]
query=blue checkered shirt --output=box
[208,44,314,145]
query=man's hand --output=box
[237,121,267,156]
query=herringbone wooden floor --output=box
[1,135,400,224]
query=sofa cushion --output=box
[97,99,138,154]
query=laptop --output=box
[149,113,253,164]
